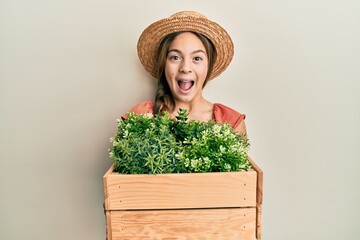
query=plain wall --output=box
[1,0,359,239]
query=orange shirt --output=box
[123,101,246,129]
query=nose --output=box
[179,59,192,74]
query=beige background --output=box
[1,0,359,239]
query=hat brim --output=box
[137,12,234,80]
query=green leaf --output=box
[109,108,251,174]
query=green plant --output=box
[109,109,251,174]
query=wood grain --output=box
[103,164,114,210]
[103,157,263,240]
[104,169,257,210]
[109,208,256,240]
[248,157,263,205]
[106,211,112,240]
[256,204,262,240]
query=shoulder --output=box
[213,103,246,128]
[121,101,154,119]
[128,101,154,114]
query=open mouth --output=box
[177,80,194,91]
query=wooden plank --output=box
[256,204,262,240]
[104,169,257,210]
[248,157,263,205]
[106,211,112,240]
[103,164,114,210]
[110,208,256,240]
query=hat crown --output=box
[169,11,207,20]
[137,11,234,80]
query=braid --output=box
[153,33,179,115]
[154,74,174,115]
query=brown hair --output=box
[153,31,217,115]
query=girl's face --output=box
[165,32,209,105]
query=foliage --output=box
[109,109,251,174]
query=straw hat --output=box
[137,11,234,80]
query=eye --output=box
[194,56,202,62]
[169,55,180,61]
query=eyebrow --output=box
[168,49,207,55]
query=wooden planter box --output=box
[103,158,263,240]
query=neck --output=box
[172,98,214,122]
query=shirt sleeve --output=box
[121,101,154,119]
[213,103,246,129]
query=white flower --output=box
[144,113,153,119]
[203,157,211,168]
[190,159,199,169]
[112,140,118,147]
[223,128,231,136]
[224,163,231,171]
[184,158,190,167]
[212,124,221,134]
[219,145,226,153]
